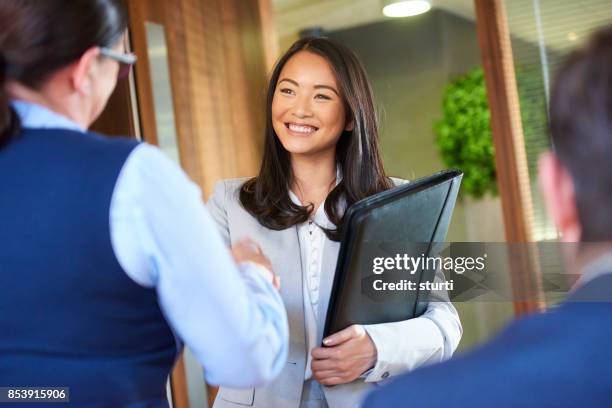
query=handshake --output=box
[231,238,281,290]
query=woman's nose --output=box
[291,95,313,118]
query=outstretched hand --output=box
[231,238,280,289]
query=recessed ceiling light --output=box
[382,0,431,18]
[567,32,578,42]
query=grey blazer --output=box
[208,178,462,408]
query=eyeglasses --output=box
[99,47,137,79]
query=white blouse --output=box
[289,191,330,379]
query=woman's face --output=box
[271,51,352,159]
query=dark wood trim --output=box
[474,0,545,315]
[126,0,160,146]
[169,356,190,408]
[207,386,218,408]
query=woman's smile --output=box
[285,122,319,136]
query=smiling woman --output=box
[239,37,392,241]
[208,37,462,408]
[272,51,352,159]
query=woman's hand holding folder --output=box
[310,324,377,385]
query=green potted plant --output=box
[434,67,496,199]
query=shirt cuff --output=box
[361,324,390,383]
[362,317,444,383]
[237,262,275,292]
[359,368,374,379]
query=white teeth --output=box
[288,123,317,134]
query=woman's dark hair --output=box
[549,25,612,241]
[0,0,128,148]
[240,37,393,241]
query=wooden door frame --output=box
[474,0,545,315]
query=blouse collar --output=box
[11,100,85,133]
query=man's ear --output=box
[69,47,100,96]
[538,151,581,242]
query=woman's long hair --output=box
[0,0,128,148]
[240,37,393,241]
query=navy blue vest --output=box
[0,128,177,406]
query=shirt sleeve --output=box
[362,267,462,382]
[109,143,288,387]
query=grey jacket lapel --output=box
[261,225,306,364]
[254,226,308,406]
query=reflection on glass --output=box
[145,22,180,163]
[505,0,612,304]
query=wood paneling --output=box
[149,0,272,196]
[474,0,545,315]
[127,0,276,192]
[258,0,280,73]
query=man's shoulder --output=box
[364,302,612,407]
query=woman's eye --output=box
[315,94,332,100]
[279,88,295,95]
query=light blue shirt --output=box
[12,100,289,387]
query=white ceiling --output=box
[273,0,473,38]
[272,0,612,54]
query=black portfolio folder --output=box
[323,169,462,338]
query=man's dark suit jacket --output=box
[363,272,612,408]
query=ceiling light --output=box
[382,0,431,18]
[567,32,578,42]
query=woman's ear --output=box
[344,118,354,132]
[70,47,100,96]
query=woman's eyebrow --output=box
[314,84,339,96]
[278,78,339,96]
[278,78,299,86]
